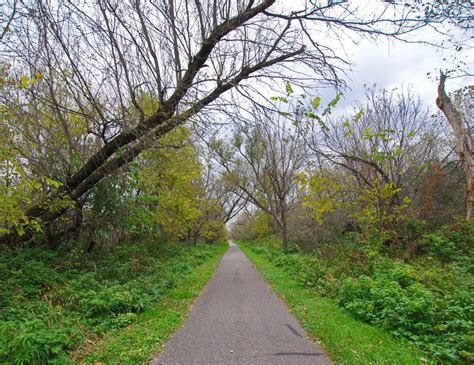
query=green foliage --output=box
[74,285,150,331]
[239,221,474,363]
[83,122,221,246]
[339,265,473,362]
[299,170,410,240]
[0,66,81,237]
[199,218,227,243]
[240,243,428,365]
[138,126,203,241]
[87,167,156,244]
[269,82,343,131]
[419,220,474,266]
[312,96,321,109]
[0,240,225,363]
[0,308,81,365]
[297,170,343,224]
[82,245,226,364]
[0,137,43,236]
[322,92,343,115]
[248,211,274,239]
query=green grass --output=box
[0,240,227,364]
[75,244,227,364]
[239,243,429,365]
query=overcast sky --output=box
[321,38,473,112]
[312,4,474,114]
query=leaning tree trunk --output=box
[0,0,292,247]
[436,73,474,220]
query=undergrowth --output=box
[0,239,225,364]
[240,222,474,363]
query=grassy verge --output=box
[239,243,429,365]
[0,240,227,364]
[77,244,227,364]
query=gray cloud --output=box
[318,33,473,114]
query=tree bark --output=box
[279,212,289,253]
[436,72,474,220]
[467,169,474,220]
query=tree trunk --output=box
[467,168,474,220]
[436,73,474,220]
[0,0,287,246]
[279,212,289,253]
[86,240,96,253]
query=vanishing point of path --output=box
[152,243,329,365]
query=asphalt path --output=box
[152,243,329,364]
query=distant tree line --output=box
[0,0,471,249]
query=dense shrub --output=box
[339,266,473,362]
[419,221,474,269]
[241,222,474,363]
[0,304,82,365]
[0,240,224,363]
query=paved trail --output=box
[152,243,329,364]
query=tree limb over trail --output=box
[436,72,474,220]
[0,0,471,245]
